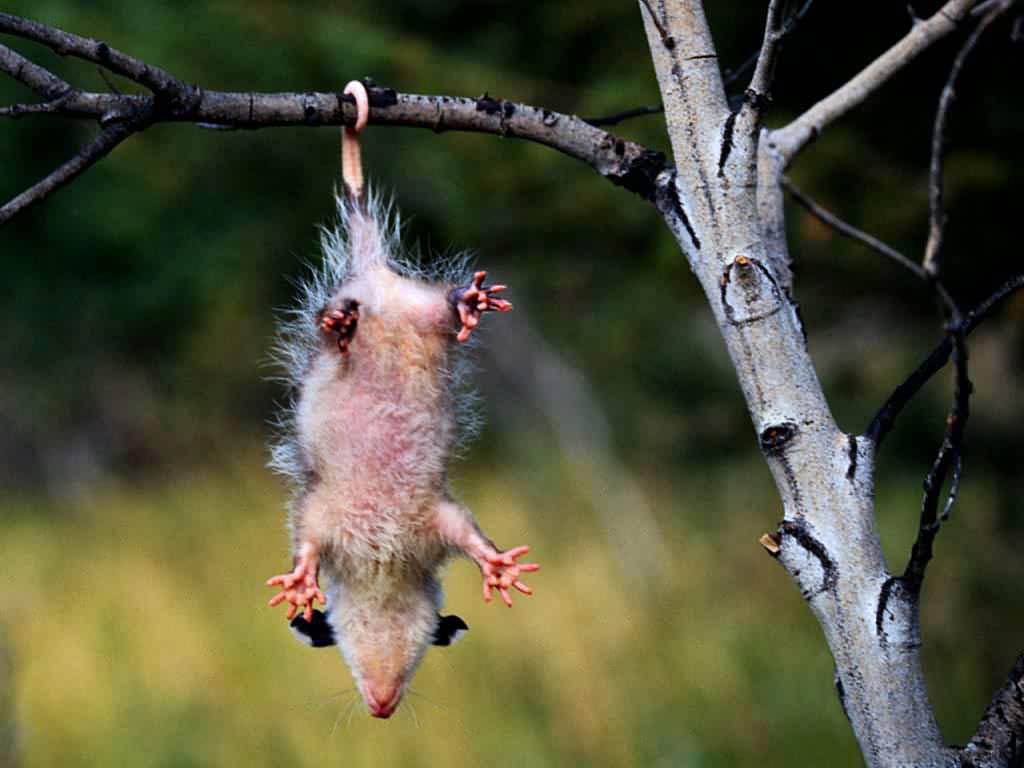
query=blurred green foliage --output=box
[1,1,1022,766]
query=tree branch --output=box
[0,115,147,224]
[746,0,788,107]
[923,0,1014,275]
[781,176,928,279]
[889,8,1019,582]
[582,103,663,127]
[902,318,970,591]
[961,653,1024,768]
[770,0,980,165]
[867,274,1024,446]
[727,0,817,89]
[0,13,669,222]
[0,11,185,98]
[0,40,70,98]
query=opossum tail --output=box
[339,80,384,276]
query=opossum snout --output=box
[363,679,403,719]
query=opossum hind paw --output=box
[450,270,513,343]
[318,300,360,355]
[481,545,539,607]
[266,544,326,622]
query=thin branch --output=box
[886,3,1019,593]
[746,0,788,104]
[0,41,70,98]
[769,0,980,165]
[0,12,185,97]
[867,273,1024,445]
[0,115,148,224]
[781,176,928,279]
[726,0,817,88]
[923,0,1014,275]
[961,653,1024,768]
[902,315,970,591]
[723,50,760,89]
[582,103,663,127]
[0,93,75,117]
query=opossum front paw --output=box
[266,544,326,622]
[450,270,513,343]
[318,300,360,355]
[480,545,539,607]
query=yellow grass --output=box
[0,446,1010,767]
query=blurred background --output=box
[1,1,1022,766]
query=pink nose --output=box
[365,682,401,719]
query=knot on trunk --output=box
[720,255,783,325]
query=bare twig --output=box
[923,0,1014,275]
[770,0,980,165]
[746,0,788,105]
[0,115,148,224]
[0,41,70,98]
[781,176,928,279]
[898,1,1020,593]
[0,12,185,97]
[582,103,663,127]
[867,273,1024,445]
[726,0,816,88]
[903,315,970,591]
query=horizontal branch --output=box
[770,0,980,165]
[0,13,669,221]
[2,86,667,196]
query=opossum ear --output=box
[289,610,337,648]
[432,614,468,647]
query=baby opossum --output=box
[265,81,538,720]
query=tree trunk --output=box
[638,2,963,765]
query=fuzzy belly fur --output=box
[293,339,455,582]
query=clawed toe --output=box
[481,545,539,607]
[451,271,513,343]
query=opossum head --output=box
[290,594,468,718]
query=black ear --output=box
[289,610,337,648]
[432,614,468,647]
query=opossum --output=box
[265,81,538,720]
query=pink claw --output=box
[451,271,513,343]
[265,544,325,621]
[480,544,538,606]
